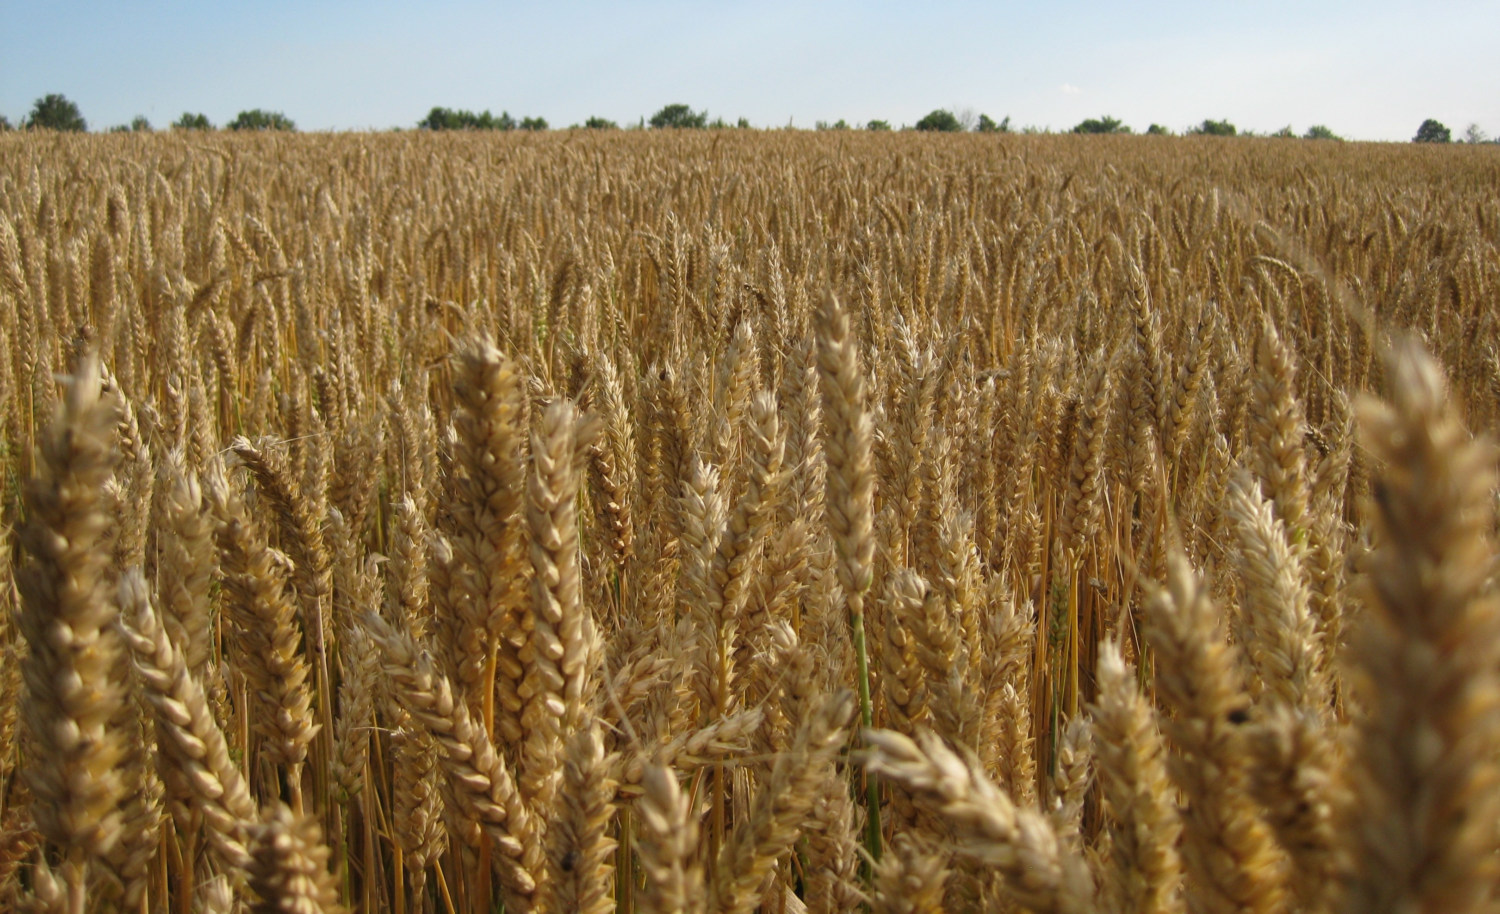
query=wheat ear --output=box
[247,802,344,914]
[1248,319,1311,548]
[446,337,529,739]
[802,758,867,914]
[1226,471,1326,708]
[389,723,447,906]
[862,728,1096,914]
[521,397,600,813]
[713,689,856,914]
[15,350,126,900]
[588,348,637,572]
[207,465,319,809]
[547,723,618,914]
[153,451,218,687]
[230,435,332,660]
[1343,339,1500,914]
[635,764,704,914]
[1143,553,1285,914]
[814,292,881,858]
[116,568,258,878]
[1090,640,1182,914]
[1226,472,1340,908]
[363,610,542,912]
[870,834,948,914]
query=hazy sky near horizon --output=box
[3,1,1496,141]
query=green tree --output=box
[1072,115,1129,134]
[1271,125,1296,138]
[25,94,87,132]
[173,112,213,130]
[1413,119,1450,143]
[650,104,707,128]
[975,114,1010,133]
[583,116,617,129]
[228,109,295,131]
[418,106,462,129]
[914,109,962,132]
[418,107,515,130]
[737,117,751,129]
[1464,123,1489,144]
[1146,123,1171,136]
[519,116,548,131]
[130,115,152,132]
[1191,118,1236,136]
[0,115,11,131]
[1303,124,1341,141]
[866,119,892,131]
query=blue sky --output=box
[2,1,1496,140]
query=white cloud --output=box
[1060,83,1082,95]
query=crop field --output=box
[0,129,1498,913]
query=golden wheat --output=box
[0,128,1497,912]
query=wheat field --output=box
[0,128,1498,913]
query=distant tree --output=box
[650,104,707,129]
[519,116,547,131]
[1072,115,1130,134]
[1271,125,1296,138]
[419,107,515,130]
[866,119,892,131]
[1413,119,1450,143]
[737,117,751,129]
[975,113,1011,133]
[25,94,86,132]
[583,116,617,129]
[708,117,731,129]
[914,109,962,132]
[1464,123,1489,144]
[0,115,11,131]
[229,109,295,131]
[130,115,152,132]
[418,106,461,129]
[1145,123,1171,135]
[1303,124,1341,141]
[1191,118,1236,136]
[173,112,213,130]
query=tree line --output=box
[0,95,296,133]
[3,94,1492,144]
